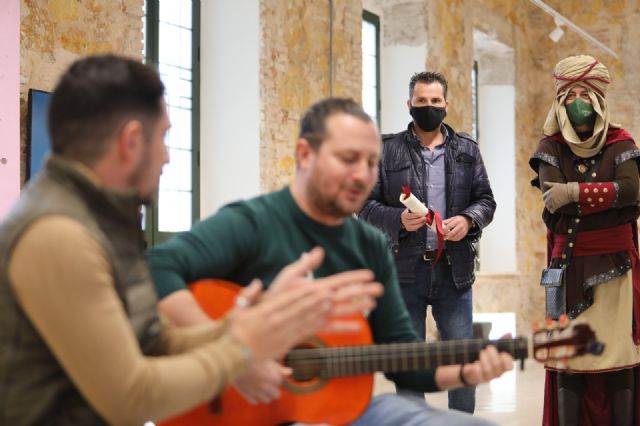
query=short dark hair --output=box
[409,71,448,100]
[48,54,165,164]
[299,98,372,149]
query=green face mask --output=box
[565,97,595,126]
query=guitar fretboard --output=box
[284,338,528,380]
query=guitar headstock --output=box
[531,315,605,363]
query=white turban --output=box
[542,55,618,158]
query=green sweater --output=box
[147,187,438,392]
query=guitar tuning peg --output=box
[558,314,569,328]
[545,318,555,329]
[532,320,541,332]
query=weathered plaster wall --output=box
[259,0,363,192]
[425,0,474,133]
[20,0,144,184]
[380,1,427,47]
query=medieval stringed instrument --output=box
[159,279,604,426]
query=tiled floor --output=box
[373,359,546,426]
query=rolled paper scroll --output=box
[399,186,430,216]
[399,185,445,263]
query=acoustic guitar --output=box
[159,279,604,426]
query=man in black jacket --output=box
[359,71,496,414]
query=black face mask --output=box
[410,105,447,132]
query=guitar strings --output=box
[285,339,528,376]
[287,338,525,361]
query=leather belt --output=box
[422,249,438,262]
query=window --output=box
[362,10,380,125]
[472,60,479,142]
[471,61,480,270]
[144,0,200,245]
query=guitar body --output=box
[158,280,602,425]
[159,280,375,426]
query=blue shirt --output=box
[413,125,448,250]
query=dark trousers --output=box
[399,258,475,413]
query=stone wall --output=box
[259,0,363,192]
[20,0,144,184]
[425,0,474,133]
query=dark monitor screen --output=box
[27,89,51,180]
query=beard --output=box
[306,175,369,219]
[128,146,159,206]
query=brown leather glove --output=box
[543,181,579,213]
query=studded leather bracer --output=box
[578,182,618,215]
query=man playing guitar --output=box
[148,98,512,426]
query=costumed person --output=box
[529,54,640,426]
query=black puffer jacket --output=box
[359,123,496,289]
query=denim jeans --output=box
[399,258,476,413]
[349,393,495,426]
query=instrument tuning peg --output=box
[532,320,541,332]
[558,314,569,328]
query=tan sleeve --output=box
[153,315,232,355]
[8,216,252,426]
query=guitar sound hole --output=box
[285,340,325,383]
[283,365,326,395]
[290,370,319,382]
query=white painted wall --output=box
[0,0,20,220]
[379,44,427,134]
[200,0,261,217]
[478,85,516,272]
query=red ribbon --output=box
[402,185,445,264]
[426,209,445,263]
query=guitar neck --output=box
[285,338,528,380]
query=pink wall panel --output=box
[0,0,20,220]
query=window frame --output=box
[362,9,381,127]
[471,60,480,271]
[144,0,201,246]
[472,60,479,143]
